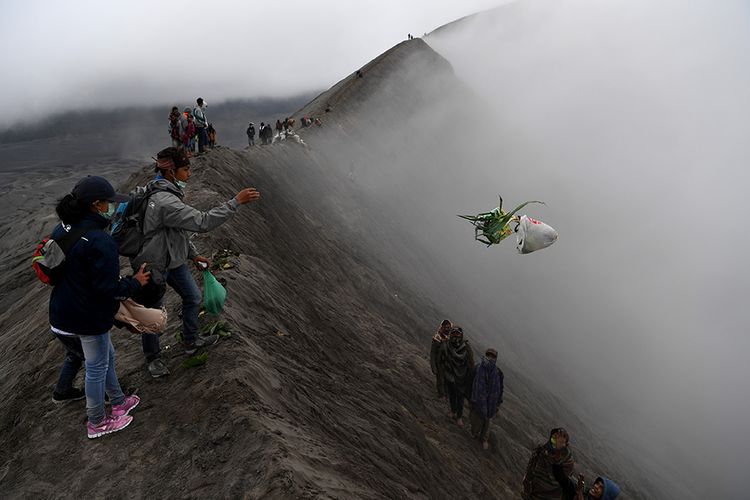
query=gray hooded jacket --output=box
[132,178,238,284]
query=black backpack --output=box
[111,184,160,257]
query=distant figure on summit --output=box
[207,123,217,148]
[168,106,181,148]
[130,147,261,378]
[429,319,452,398]
[193,98,209,153]
[181,111,196,155]
[246,123,255,146]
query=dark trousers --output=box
[197,127,208,152]
[435,372,447,398]
[53,333,85,393]
[470,406,492,441]
[447,381,465,419]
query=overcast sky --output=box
[0,0,504,128]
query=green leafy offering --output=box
[181,352,208,369]
[458,196,544,246]
[200,320,232,338]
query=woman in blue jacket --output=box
[50,176,150,439]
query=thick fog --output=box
[302,0,749,497]
[420,0,749,497]
[0,0,502,129]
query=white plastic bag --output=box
[516,215,558,254]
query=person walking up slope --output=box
[132,147,261,378]
[438,327,474,427]
[470,347,504,450]
[49,176,150,438]
[523,428,576,499]
[429,319,452,398]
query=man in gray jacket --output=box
[133,146,260,377]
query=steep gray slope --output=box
[0,40,654,498]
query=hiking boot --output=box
[111,394,140,418]
[183,334,219,355]
[87,415,133,439]
[52,387,85,404]
[147,358,170,378]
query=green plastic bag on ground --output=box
[203,270,226,315]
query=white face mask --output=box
[176,180,187,190]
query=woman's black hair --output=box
[55,193,89,224]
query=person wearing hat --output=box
[469,347,504,450]
[429,319,452,398]
[522,428,576,499]
[131,147,261,378]
[49,176,151,438]
[436,326,474,426]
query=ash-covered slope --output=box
[0,40,652,499]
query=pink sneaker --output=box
[87,415,133,439]
[111,394,140,418]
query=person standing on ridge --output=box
[246,123,255,146]
[522,428,576,500]
[437,327,474,427]
[470,347,504,450]
[193,98,209,153]
[182,112,196,155]
[169,106,181,148]
[207,123,216,148]
[131,147,261,378]
[49,176,150,438]
[275,119,283,138]
[429,319,452,398]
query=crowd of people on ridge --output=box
[430,320,621,499]
[246,115,321,147]
[168,98,216,155]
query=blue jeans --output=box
[141,264,201,361]
[53,333,85,393]
[79,332,125,424]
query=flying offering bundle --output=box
[458,196,558,253]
